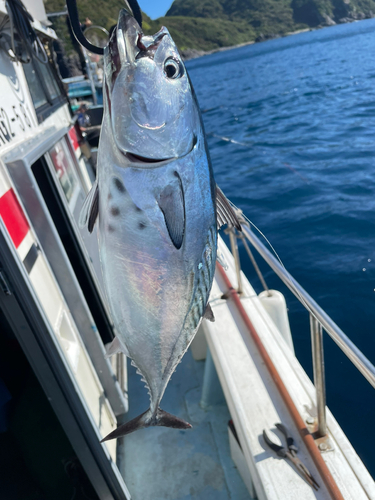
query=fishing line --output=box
[206,131,311,183]
[228,199,313,314]
[283,162,310,184]
[208,132,248,146]
[233,204,285,270]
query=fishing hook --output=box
[65,0,143,55]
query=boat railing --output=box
[227,223,375,437]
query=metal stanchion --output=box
[226,226,243,294]
[310,314,327,437]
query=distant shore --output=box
[180,21,360,61]
[180,40,255,61]
[180,27,314,61]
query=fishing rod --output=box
[65,0,143,54]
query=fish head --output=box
[104,9,199,164]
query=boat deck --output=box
[117,236,375,500]
[118,350,250,500]
[203,238,375,500]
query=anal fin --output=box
[105,336,129,358]
[204,303,215,322]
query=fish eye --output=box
[164,58,183,79]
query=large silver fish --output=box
[80,9,240,441]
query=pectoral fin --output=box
[216,185,241,231]
[79,179,99,233]
[158,178,185,249]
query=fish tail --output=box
[100,408,192,442]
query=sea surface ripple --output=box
[187,19,375,477]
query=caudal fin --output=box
[100,408,192,442]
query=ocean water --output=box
[187,19,375,477]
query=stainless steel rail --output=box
[240,225,375,434]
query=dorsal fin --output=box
[79,178,99,233]
[216,185,241,231]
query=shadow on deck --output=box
[117,350,250,500]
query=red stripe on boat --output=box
[0,189,29,248]
[69,126,80,151]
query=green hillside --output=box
[167,0,375,27]
[143,16,256,51]
[162,0,375,49]
[44,0,125,30]
[43,0,375,55]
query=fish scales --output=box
[79,9,240,441]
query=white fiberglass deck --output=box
[201,237,375,500]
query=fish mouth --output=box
[134,121,166,131]
[125,152,173,164]
[120,135,197,167]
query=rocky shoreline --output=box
[180,41,255,61]
[180,14,373,61]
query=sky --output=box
[137,0,174,19]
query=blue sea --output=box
[187,19,375,477]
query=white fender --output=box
[259,289,295,354]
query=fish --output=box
[79,9,241,441]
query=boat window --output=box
[48,140,78,204]
[23,57,66,123]
[22,61,48,109]
[34,57,61,101]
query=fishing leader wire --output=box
[66,0,143,55]
[228,199,314,316]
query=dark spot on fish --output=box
[111,206,120,216]
[113,177,126,193]
[134,205,142,212]
[173,171,179,177]
[108,224,115,233]
[138,222,147,230]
